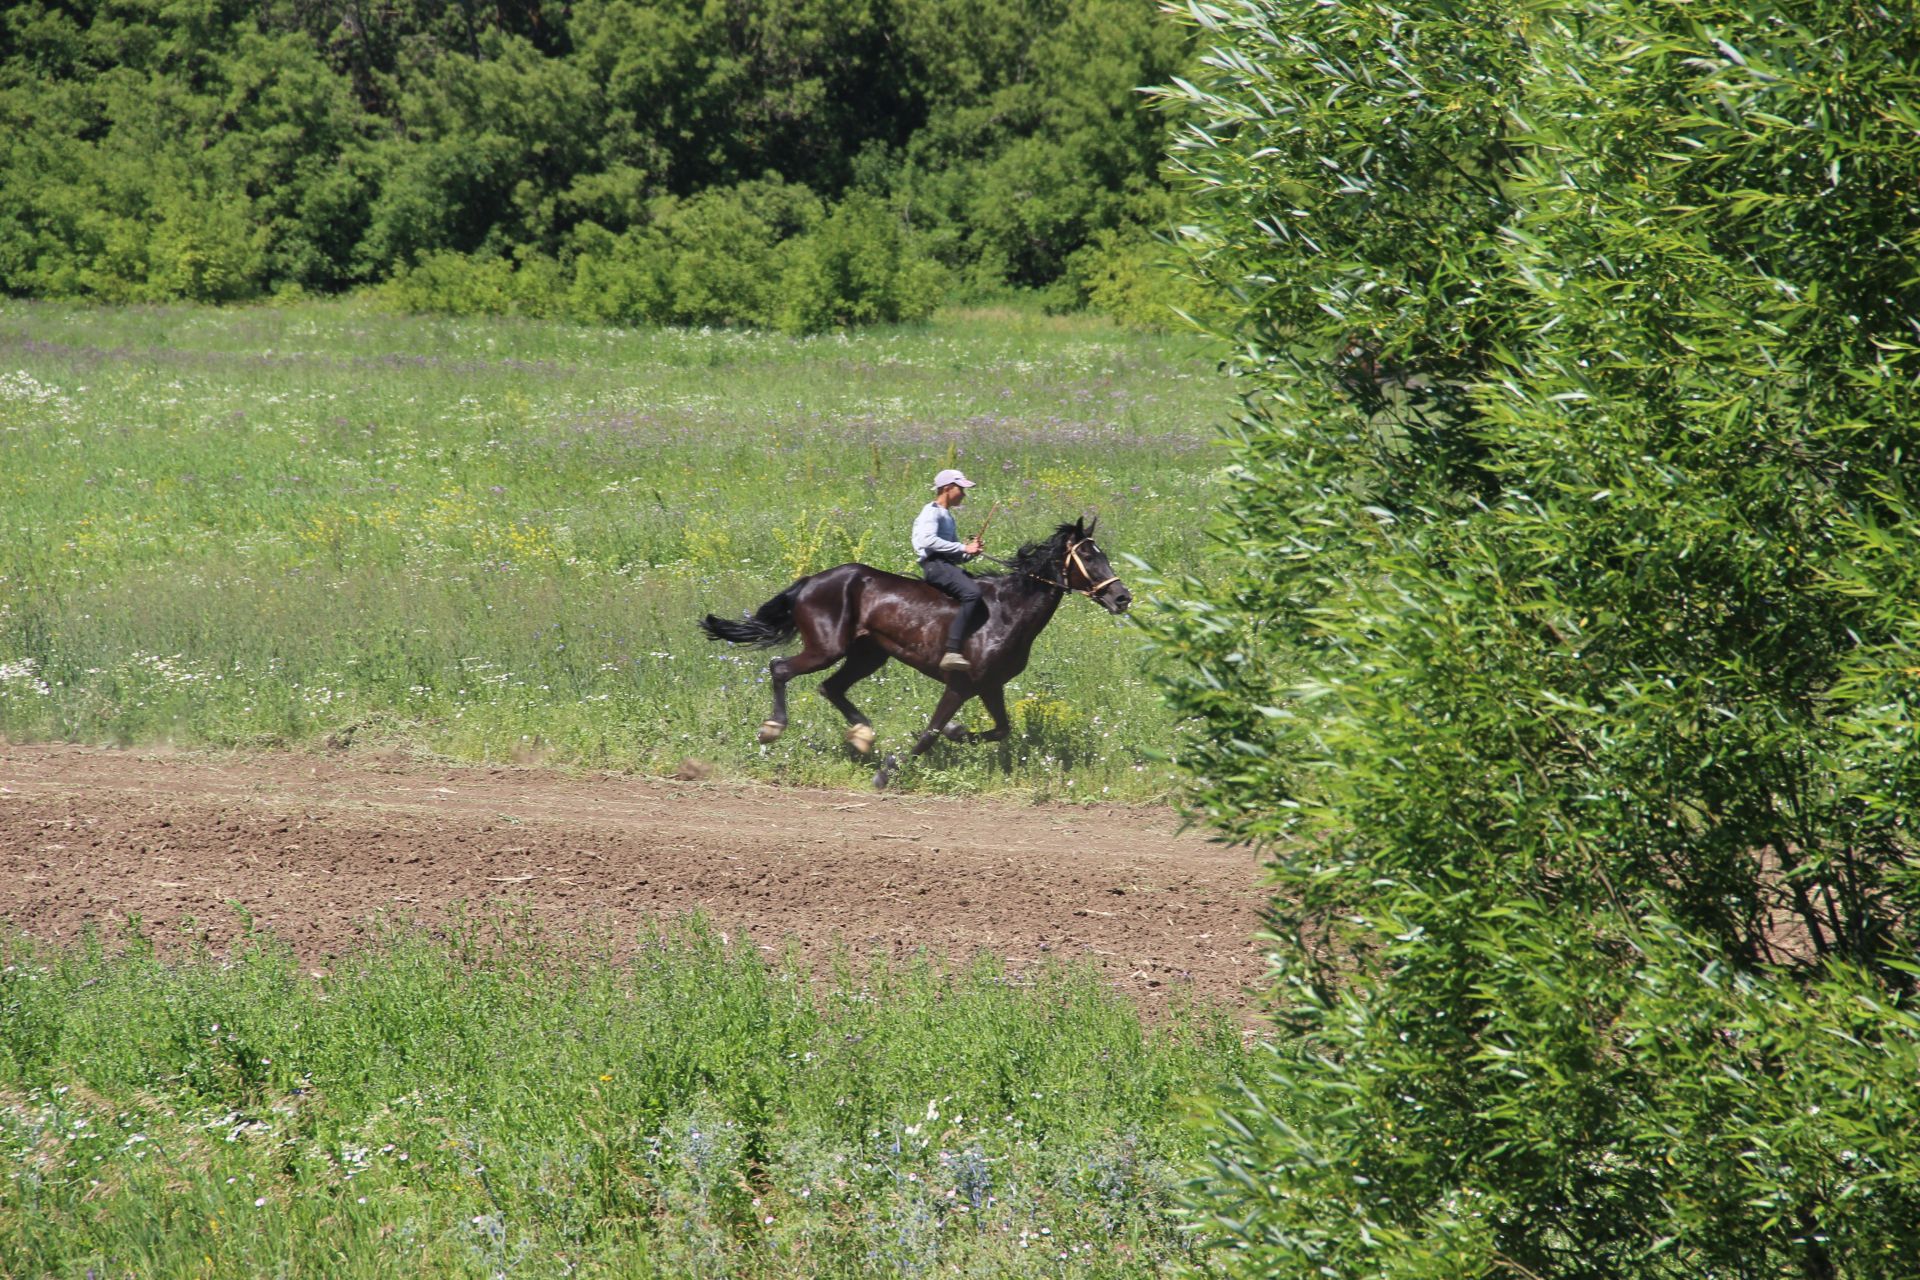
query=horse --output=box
[699,517,1131,788]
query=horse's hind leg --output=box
[762,646,840,743]
[874,685,971,790]
[818,640,887,755]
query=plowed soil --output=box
[1,743,1269,1013]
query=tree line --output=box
[0,0,1196,329]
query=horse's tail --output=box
[700,580,804,648]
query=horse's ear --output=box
[1086,511,1099,535]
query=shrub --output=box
[565,223,671,326]
[648,179,822,328]
[776,193,947,335]
[383,247,565,318]
[388,183,948,334]
[1064,226,1209,331]
[1152,3,1920,1276]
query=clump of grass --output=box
[0,300,1224,796]
[0,912,1245,1277]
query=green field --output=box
[0,300,1228,795]
[1,913,1246,1277]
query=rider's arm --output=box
[912,505,967,559]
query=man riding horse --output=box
[699,476,1130,789]
[912,468,987,674]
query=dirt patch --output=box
[0,743,1270,1015]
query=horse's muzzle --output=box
[1098,584,1133,615]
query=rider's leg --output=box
[922,560,985,667]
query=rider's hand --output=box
[964,537,983,556]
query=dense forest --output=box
[0,0,1196,329]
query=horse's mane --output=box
[974,522,1081,588]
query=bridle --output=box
[980,536,1120,600]
[1064,537,1121,598]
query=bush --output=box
[1064,226,1209,331]
[383,247,565,318]
[565,222,670,325]
[647,179,822,328]
[776,193,947,334]
[565,179,828,330]
[388,184,949,334]
[1152,3,1920,1276]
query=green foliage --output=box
[897,0,1192,288]
[384,247,567,319]
[1066,223,1212,331]
[644,179,824,329]
[383,185,943,334]
[0,912,1241,1276]
[1150,2,1920,1275]
[0,22,374,300]
[777,193,949,334]
[355,30,602,274]
[0,0,1197,315]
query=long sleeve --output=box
[912,504,967,560]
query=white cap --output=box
[932,468,975,490]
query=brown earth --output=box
[0,743,1271,1015]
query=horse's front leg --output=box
[973,684,1013,743]
[934,683,1011,745]
[874,685,971,789]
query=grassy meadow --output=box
[1,913,1248,1278]
[0,299,1229,795]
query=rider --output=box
[913,468,985,673]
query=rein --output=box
[976,537,1118,599]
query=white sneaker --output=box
[939,652,971,673]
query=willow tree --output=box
[1153,3,1920,1275]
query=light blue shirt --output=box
[912,501,969,563]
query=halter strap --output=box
[978,537,1117,598]
[1065,538,1120,596]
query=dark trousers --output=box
[922,558,986,653]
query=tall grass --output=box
[0,300,1226,794]
[0,914,1243,1277]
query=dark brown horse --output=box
[699,518,1131,788]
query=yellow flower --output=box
[600,1073,613,1082]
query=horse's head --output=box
[1062,516,1131,615]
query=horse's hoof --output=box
[874,754,898,790]
[757,720,785,744]
[940,719,968,743]
[845,724,876,755]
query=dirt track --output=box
[0,743,1269,1012]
